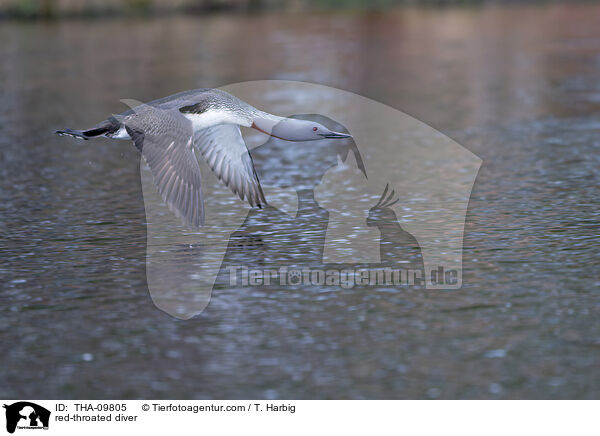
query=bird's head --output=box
[254,117,352,141]
[304,120,352,140]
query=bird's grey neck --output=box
[252,112,287,136]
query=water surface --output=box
[1,4,599,398]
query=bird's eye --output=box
[313,127,318,131]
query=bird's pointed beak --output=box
[319,131,352,139]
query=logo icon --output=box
[3,402,50,434]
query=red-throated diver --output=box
[56,88,351,228]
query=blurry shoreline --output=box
[0,0,591,20]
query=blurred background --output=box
[0,0,589,18]
[1,0,599,399]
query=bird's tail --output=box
[55,118,119,140]
[55,126,111,140]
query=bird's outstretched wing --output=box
[120,100,204,228]
[194,124,266,208]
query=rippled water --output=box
[1,4,599,399]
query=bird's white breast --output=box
[183,110,251,132]
[110,126,131,140]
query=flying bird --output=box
[56,88,351,227]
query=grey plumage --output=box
[120,101,204,228]
[57,88,351,228]
[57,89,264,228]
[194,124,265,208]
